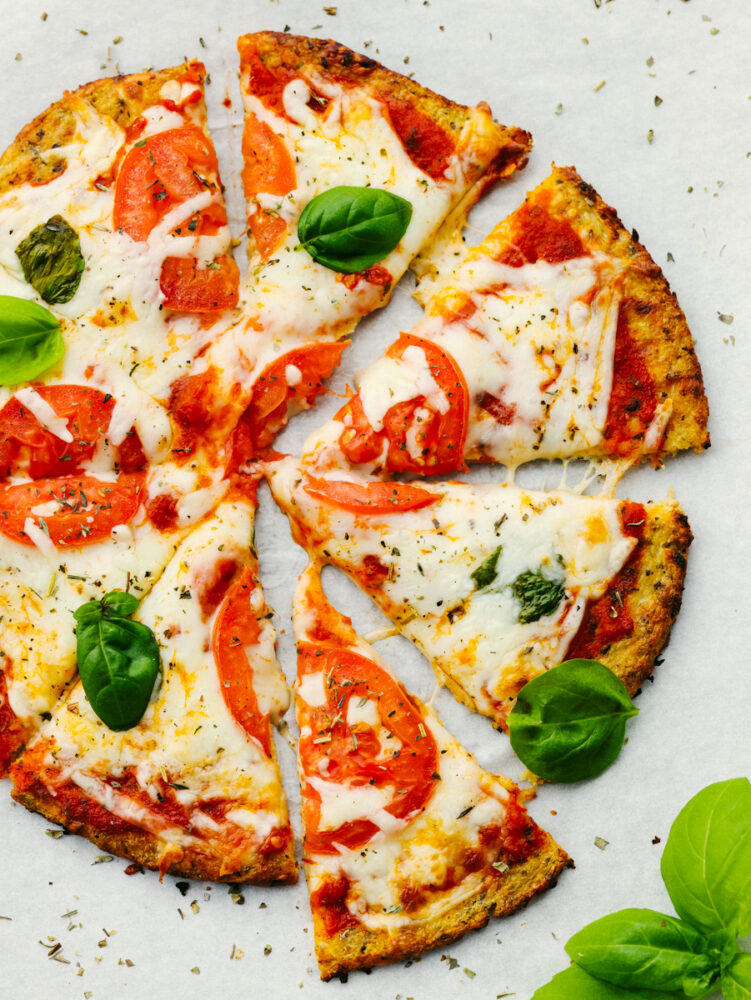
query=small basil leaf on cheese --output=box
[16,215,85,304]
[297,186,412,273]
[470,544,503,590]
[512,568,565,623]
[0,295,65,385]
[507,659,639,782]
[74,590,160,732]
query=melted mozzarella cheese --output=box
[357,345,449,432]
[12,388,73,442]
[29,499,290,840]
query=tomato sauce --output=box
[310,873,360,936]
[381,96,456,181]
[602,308,660,457]
[497,200,586,267]
[0,669,32,776]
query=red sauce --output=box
[310,873,360,936]
[568,501,646,659]
[497,201,586,267]
[337,264,393,291]
[381,96,456,181]
[243,44,329,121]
[361,554,390,587]
[478,391,517,426]
[602,307,660,457]
[493,790,546,862]
[0,668,32,776]
[117,430,148,473]
[146,493,179,531]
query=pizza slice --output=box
[170,31,532,467]
[10,483,296,883]
[293,562,569,979]
[301,165,709,477]
[267,457,691,731]
[0,60,239,473]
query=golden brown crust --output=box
[483,165,709,459]
[0,61,206,194]
[11,782,297,884]
[313,832,570,980]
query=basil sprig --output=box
[533,778,751,999]
[471,544,503,589]
[507,659,639,782]
[0,295,65,385]
[297,185,412,273]
[16,215,85,304]
[512,568,565,623]
[74,591,161,731]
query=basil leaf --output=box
[512,568,565,623]
[565,908,720,995]
[471,544,503,589]
[16,215,85,304]
[722,953,751,1000]
[532,964,686,999]
[661,778,751,939]
[74,591,160,731]
[0,295,64,385]
[507,659,639,782]
[297,186,412,273]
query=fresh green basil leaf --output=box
[661,778,751,939]
[511,568,565,623]
[507,659,639,782]
[565,908,719,995]
[532,964,687,999]
[16,215,85,304]
[0,295,64,385]
[721,953,751,1000]
[297,185,412,273]
[75,591,160,731]
[471,544,502,590]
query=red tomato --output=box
[230,342,349,463]
[298,643,439,855]
[0,386,145,479]
[0,473,145,547]
[211,568,271,756]
[303,478,442,514]
[242,112,296,261]
[113,126,238,312]
[337,333,469,475]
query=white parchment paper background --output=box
[0,1,749,998]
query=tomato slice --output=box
[0,385,146,479]
[113,126,238,312]
[230,342,349,465]
[242,112,297,261]
[303,478,442,514]
[337,333,469,476]
[159,254,240,313]
[298,643,439,855]
[0,473,145,548]
[211,567,271,756]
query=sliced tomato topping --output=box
[0,473,145,548]
[337,333,469,476]
[0,385,146,480]
[381,96,456,181]
[303,478,442,514]
[230,342,349,465]
[242,112,296,261]
[159,254,239,313]
[211,568,271,756]
[496,200,586,267]
[298,644,438,854]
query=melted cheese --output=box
[13,388,73,442]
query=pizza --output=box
[10,482,296,882]
[0,27,709,982]
[294,562,569,979]
[267,457,692,730]
[300,165,709,478]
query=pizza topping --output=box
[496,200,586,267]
[296,186,413,274]
[381,96,456,181]
[512,568,566,624]
[0,473,144,548]
[15,216,85,304]
[507,659,639,782]
[603,309,660,456]
[73,590,161,731]
[337,334,468,475]
[298,643,439,854]
[303,477,442,514]
[0,296,64,386]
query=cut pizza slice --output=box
[293,562,569,979]
[172,31,532,466]
[268,457,692,732]
[301,165,709,477]
[0,61,239,472]
[10,484,296,883]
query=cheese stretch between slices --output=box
[23,498,290,845]
[270,459,636,720]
